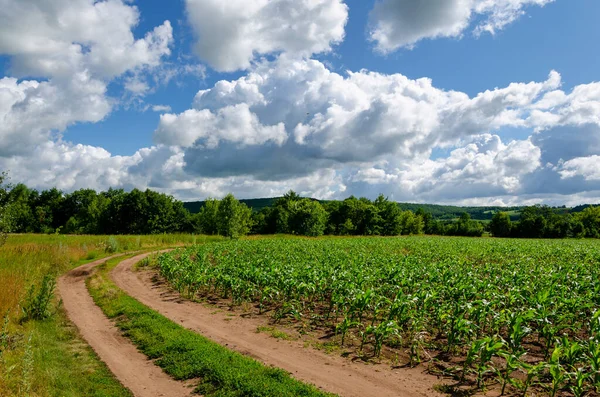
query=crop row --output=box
[157,237,600,396]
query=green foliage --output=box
[22,273,56,321]
[0,171,11,247]
[273,191,328,236]
[576,205,600,238]
[490,211,512,237]
[196,198,220,235]
[104,236,120,253]
[217,194,253,239]
[1,175,600,239]
[159,236,600,394]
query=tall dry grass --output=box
[0,233,221,396]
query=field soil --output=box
[112,253,448,397]
[58,255,194,397]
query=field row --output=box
[157,237,600,396]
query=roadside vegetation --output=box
[87,255,331,397]
[158,237,600,396]
[0,234,212,396]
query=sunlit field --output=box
[159,236,600,396]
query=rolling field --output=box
[158,237,600,396]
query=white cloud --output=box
[0,0,173,158]
[0,74,110,156]
[559,156,600,181]
[151,105,172,113]
[369,0,554,53]
[155,58,571,179]
[144,58,600,204]
[185,0,348,71]
[0,0,173,80]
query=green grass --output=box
[86,256,332,397]
[0,233,222,396]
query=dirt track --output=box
[112,253,446,397]
[58,255,193,397]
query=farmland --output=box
[157,236,600,396]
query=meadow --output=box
[157,237,600,396]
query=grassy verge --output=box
[0,234,222,396]
[87,255,332,397]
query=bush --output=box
[22,274,56,321]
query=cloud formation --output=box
[185,0,348,71]
[0,0,173,157]
[369,0,554,52]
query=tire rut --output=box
[58,255,194,397]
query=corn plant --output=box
[156,236,600,394]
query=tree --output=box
[290,199,328,237]
[576,206,600,238]
[196,198,220,235]
[0,171,10,245]
[375,195,402,236]
[217,194,252,239]
[490,212,512,237]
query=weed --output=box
[22,273,56,321]
[104,236,119,253]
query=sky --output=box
[1,0,599,206]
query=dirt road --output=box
[112,253,446,397]
[58,256,193,397]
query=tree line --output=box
[489,205,600,238]
[0,175,598,239]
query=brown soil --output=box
[58,256,194,397]
[112,253,450,397]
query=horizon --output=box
[1,1,599,207]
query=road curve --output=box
[112,252,446,397]
[58,255,193,397]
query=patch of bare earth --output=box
[58,256,194,397]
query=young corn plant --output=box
[588,340,600,392]
[496,352,521,396]
[568,367,589,397]
[335,316,358,347]
[510,361,545,397]
[372,320,400,358]
[547,347,567,397]
[506,312,532,356]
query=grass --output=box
[87,255,332,397]
[0,233,221,396]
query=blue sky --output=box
[1,0,599,205]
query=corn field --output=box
[157,236,600,396]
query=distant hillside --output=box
[184,197,520,220]
[184,197,596,221]
[184,198,279,213]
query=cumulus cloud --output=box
[185,0,348,71]
[154,58,569,179]
[369,0,554,52]
[145,57,600,204]
[0,0,173,158]
[559,156,600,181]
[0,74,110,156]
[0,0,173,80]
